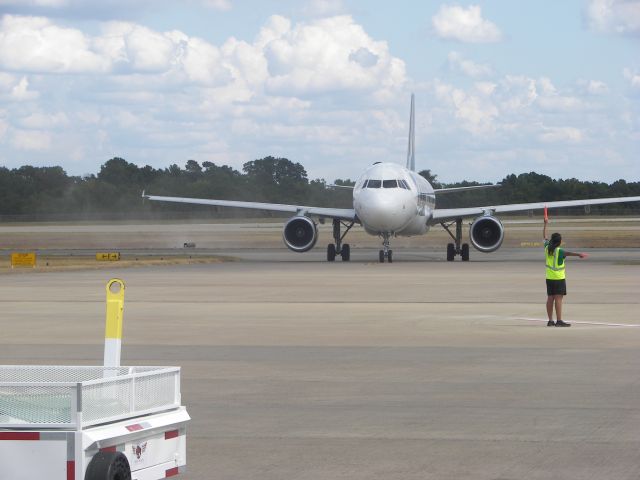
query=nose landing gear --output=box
[327,218,354,262]
[378,232,393,263]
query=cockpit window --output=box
[364,179,411,189]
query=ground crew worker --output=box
[543,216,588,327]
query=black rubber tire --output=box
[388,250,393,263]
[379,250,385,263]
[446,243,455,261]
[341,244,350,261]
[327,244,336,261]
[461,243,470,261]
[85,451,131,480]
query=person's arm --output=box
[564,250,588,259]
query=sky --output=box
[0,0,638,183]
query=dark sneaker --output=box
[547,320,556,326]
[555,320,571,327]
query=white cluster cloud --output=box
[539,126,584,144]
[432,4,502,43]
[499,75,537,111]
[0,13,404,97]
[303,0,346,17]
[447,51,492,77]
[0,73,39,101]
[534,77,585,112]
[0,15,108,73]
[623,68,640,88]
[0,12,407,177]
[424,70,637,181]
[11,129,52,151]
[0,0,233,12]
[262,15,404,96]
[587,0,640,34]
[432,75,596,145]
[0,0,69,6]
[434,80,499,135]
[0,7,636,183]
[578,79,609,95]
[201,0,232,11]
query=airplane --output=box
[143,94,640,263]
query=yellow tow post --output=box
[104,278,126,368]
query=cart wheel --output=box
[85,451,131,480]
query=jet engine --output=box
[469,215,504,253]
[283,216,318,252]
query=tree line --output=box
[0,157,638,221]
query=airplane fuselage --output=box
[353,162,436,237]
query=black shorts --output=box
[546,279,567,296]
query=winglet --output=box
[406,93,415,172]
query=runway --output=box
[1,222,640,479]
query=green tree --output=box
[243,156,309,203]
[418,169,442,189]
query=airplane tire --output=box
[446,243,455,261]
[341,244,350,261]
[461,243,470,261]
[388,250,393,263]
[327,244,336,262]
[379,250,385,263]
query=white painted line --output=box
[517,317,640,328]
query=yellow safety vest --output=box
[545,246,566,280]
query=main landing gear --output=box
[378,232,393,263]
[327,218,354,262]
[441,218,470,262]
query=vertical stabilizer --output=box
[406,93,415,171]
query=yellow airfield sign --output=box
[96,252,121,261]
[11,252,37,268]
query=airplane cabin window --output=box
[368,180,382,188]
[383,179,398,188]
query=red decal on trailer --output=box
[126,424,143,432]
[166,467,179,477]
[67,460,75,480]
[165,429,179,440]
[101,445,117,452]
[0,432,40,440]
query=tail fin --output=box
[406,93,415,171]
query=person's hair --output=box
[547,232,562,255]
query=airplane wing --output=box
[429,196,640,224]
[143,193,357,222]
[434,184,500,194]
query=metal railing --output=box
[0,366,181,430]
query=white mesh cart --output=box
[0,365,190,480]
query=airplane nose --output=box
[357,191,411,231]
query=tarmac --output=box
[1,221,640,479]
